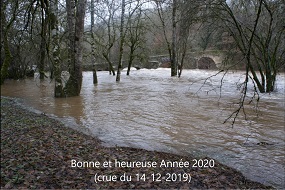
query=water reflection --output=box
[1,69,284,188]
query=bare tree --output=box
[153,0,201,77]
[116,0,142,81]
[154,0,174,74]
[208,0,285,125]
[214,0,284,93]
[177,0,201,77]
[92,0,118,75]
[125,5,146,75]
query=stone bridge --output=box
[87,50,228,71]
[148,50,228,69]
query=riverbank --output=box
[1,96,272,189]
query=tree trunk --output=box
[106,13,115,76]
[171,0,177,77]
[91,0,98,84]
[116,0,126,82]
[65,0,87,96]
[178,45,186,78]
[127,44,135,76]
[103,52,115,75]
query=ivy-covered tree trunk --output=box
[1,32,12,85]
[0,1,18,85]
[64,0,87,96]
[51,0,65,97]
[39,1,48,80]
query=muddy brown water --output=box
[1,69,284,188]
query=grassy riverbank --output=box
[0,96,272,189]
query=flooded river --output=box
[1,69,284,188]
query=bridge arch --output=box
[189,50,227,69]
[197,57,217,69]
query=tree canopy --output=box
[1,0,284,96]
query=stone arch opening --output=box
[197,57,217,70]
